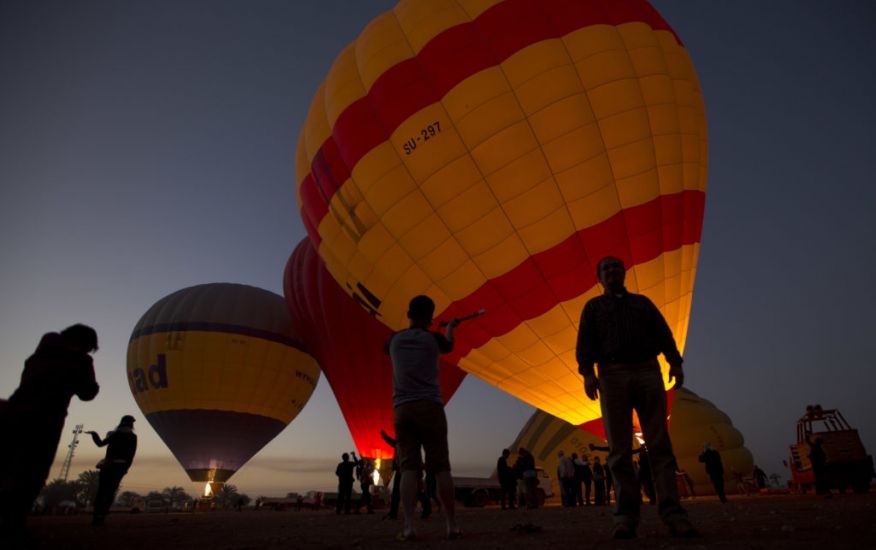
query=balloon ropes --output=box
[127,283,320,485]
[295,0,706,429]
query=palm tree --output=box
[76,470,101,507]
[215,484,239,510]
[146,490,166,503]
[162,486,191,510]
[117,490,141,507]
[40,479,81,510]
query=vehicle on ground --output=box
[454,467,553,507]
[787,405,874,494]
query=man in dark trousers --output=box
[577,257,699,539]
[571,453,585,506]
[497,450,516,510]
[592,456,606,506]
[335,452,358,514]
[637,447,656,505]
[88,415,138,525]
[698,443,727,503]
[0,324,100,542]
[380,430,401,519]
[386,295,461,540]
[579,455,594,505]
[806,435,829,496]
[356,458,374,514]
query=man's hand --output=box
[583,373,599,401]
[446,318,460,329]
[668,363,684,389]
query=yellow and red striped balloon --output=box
[296,0,706,427]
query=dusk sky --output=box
[1,1,874,499]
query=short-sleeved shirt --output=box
[386,328,452,407]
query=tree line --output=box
[38,471,251,512]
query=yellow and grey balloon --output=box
[127,283,321,485]
[509,388,753,496]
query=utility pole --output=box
[58,424,84,482]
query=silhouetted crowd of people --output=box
[4,259,844,548]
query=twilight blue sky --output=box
[1,1,874,498]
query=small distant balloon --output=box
[127,283,320,484]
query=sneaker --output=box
[612,524,637,539]
[667,518,701,538]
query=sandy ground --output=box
[24,493,876,549]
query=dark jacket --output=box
[698,448,724,478]
[9,333,99,421]
[576,290,683,372]
[497,456,514,484]
[336,460,356,484]
[92,428,137,472]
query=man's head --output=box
[593,456,601,464]
[502,449,510,458]
[557,450,565,458]
[342,452,349,461]
[407,295,435,326]
[119,415,135,428]
[596,256,626,293]
[61,324,98,353]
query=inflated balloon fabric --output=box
[296,0,706,427]
[284,237,466,459]
[127,283,320,482]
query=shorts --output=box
[394,400,450,473]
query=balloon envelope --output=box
[284,237,466,459]
[127,283,320,483]
[296,0,706,427]
[510,387,752,496]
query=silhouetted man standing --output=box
[806,435,829,496]
[577,257,698,539]
[497,449,516,510]
[698,443,727,503]
[335,452,357,514]
[380,430,402,520]
[387,295,460,540]
[89,415,138,525]
[356,458,374,514]
[0,324,99,541]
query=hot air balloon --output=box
[283,237,466,466]
[127,283,320,493]
[295,0,706,429]
[509,388,752,497]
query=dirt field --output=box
[25,493,876,549]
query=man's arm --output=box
[88,430,107,447]
[383,333,395,355]
[76,358,100,401]
[435,318,459,354]
[576,302,600,400]
[380,429,396,448]
[646,299,685,388]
